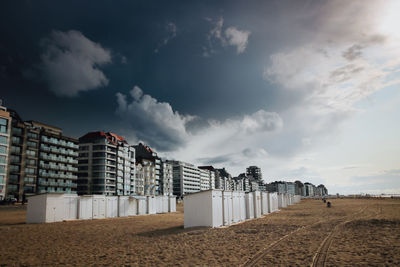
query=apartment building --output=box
[161,160,173,196]
[169,160,200,197]
[134,143,161,195]
[0,102,11,201]
[246,166,262,182]
[4,108,79,201]
[135,162,144,195]
[199,168,211,191]
[198,166,216,190]
[142,159,155,196]
[77,131,135,196]
[215,168,232,191]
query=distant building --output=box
[198,166,216,190]
[304,182,314,196]
[287,182,295,195]
[294,180,305,196]
[199,168,211,191]
[161,160,173,196]
[215,168,232,190]
[0,102,11,201]
[135,162,144,195]
[77,131,135,196]
[142,159,155,196]
[134,143,161,195]
[246,166,262,182]
[169,160,200,197]
[317,184,328,196]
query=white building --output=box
[199,168,211,191]
[77,131,135,196]
[135,163,144,195]
[169,160,200,197]
[142,159,155,196]
[161,160,173,196]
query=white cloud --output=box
[205,17,251,55]
[116,86,195,150]
[225,27,251,54]
[116,86,282,163]
[261,0,400,194]
[39,30,111,97]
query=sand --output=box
[0,198,399,266]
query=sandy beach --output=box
[0,198,399,266]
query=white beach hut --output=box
[261,192,269,215]
[106,196,118,218]
[127,196,138,216]
[245,192,254,219]
[26,193,65,223]
[253,191,262,218]
[232,191,241,223]
[238,191,246,221]
[222,190,233,226]
[92,195,106,219]
[79,195,93,220]
[269,192,279,212]
[168,196,176,212]
[147,195,156,214]
[118,196,130,217]
[155,196,163,214]
[184,189,223,228]
[136,196,147,215]
[161,196,169,213]
[63,194,79,221]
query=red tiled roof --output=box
[80,131,129,145]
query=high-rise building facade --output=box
[199,168,211,191]
[77,132,135,196]
[169,160,200,197]
[0,102,11,201]
[161,160,173,196]
[142,159,155,196]
[4,107,79,201]
[246,166,262,182]
[134,143,161,195]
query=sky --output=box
[1,0,400,195]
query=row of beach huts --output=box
[184,189,301,228]
[26,193,177,223]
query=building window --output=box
[79,145,89,151]
[8,174,19,183]
[26,159,36,166]
[0,136,8,145]
[0,155,6,164]
[7,184,18,193]
[9,165,20,173]
[27,141,37,148]
[79,152,89,157]
[24,168,35,174]
[0,175,4,184]
[0,118,8,134]
[78,159,88,164]
[12,136,21,145]
[26,150,36,157]
[0,145,6,154]
[27,132,38,139]
[12,127,22,135]
[11,146,21,154]
[0,165,5,174]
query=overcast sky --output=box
[1,0,400,195]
